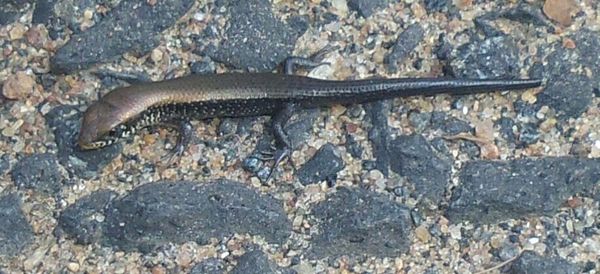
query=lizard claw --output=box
[160,143,185,168]
[263,146,291,183]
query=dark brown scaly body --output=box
[78,59,542,179]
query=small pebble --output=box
[151,49,164,63]
[9,23,27,40]
[2,71,36,100]
[415,224,431,243]
[66,262,80,272]
[543,0,579,26]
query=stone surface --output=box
[0,193,34,256]
[389,134,453,206]
[296,143,345,185]
[535,29,600,120]
[44,105,122,180]
[103,180,291,253]
[509,250,580,274]
[50,0,193,73]
[189,258,226,274]
[308,187,413,258]
[446,157,600,224]
[430,112,472,135]
[0,0,32,26]
[384,23,425,73]
[10,153,64,194]
[423,0,451,13]
[231,249,291,274]
[204,0,305,72]
[450,35,521,79]
[347,0,388,18]
[364,101,391,176]
[56,190,118,245]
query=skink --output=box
[77,57,542,179]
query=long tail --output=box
[300,77,542,104]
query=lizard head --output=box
[78,100,133,150]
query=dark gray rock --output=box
[297,143,345,185]
[56,190,117,245]
[365,101,391,176]
[0,154,9,175]
[534,29,600,120]
[11,153,64,194]
[389,134,453,206]
[384,23,425,73]
[285,108,320,150]
[517,122,539,146]
[189,258,226,274]
[430,112,473,135]
[231,250,291,274]
[450,35,521,79]
[0,193,34,256]
[408,111,432,133]
[0,0,32,26]
[496,3,554,29]
[347,0,388,18]
[206,0,304,72]
[44,105,122,180]
[496,117,516,143]
[423,0,451,13]
[509,251,579,274]
[308,187,413,258]
[50,0,193,73]
[32,0,114,39]
[190,57,217,75]
[446,157,600,224]
[103,180,291,253]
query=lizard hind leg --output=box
[156,119,194,168]
[283,44,338,75]
[263,103,297,183]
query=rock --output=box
[231,249,291,274]
[44,105,122,180]
[2,71,36,100]
[423,0,451,13]
[450,35,521,79]
[190,57,217,75]
[50,0,193,73]
[11,153,64,194]
[446,157,600,224]
[496,117,517,143]
[497,3,554,29]
[542,0,579,27]
[308,187,413,258]
[384,23,425,73]
[389,134,453,206]
[285,108,320,150]
[56,190,117,245]
[103,180,291,253]
[0,193,34,256]
[0,0,32,26]
[365,101,391,176]
[296,143,345,185]
[205,0,304,72]
[534,29,600,120]
[347,0,388,18]
[430,112,473,135]
[509,250,579,274]
[189,258,226,274]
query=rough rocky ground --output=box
[0,0,599,273]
